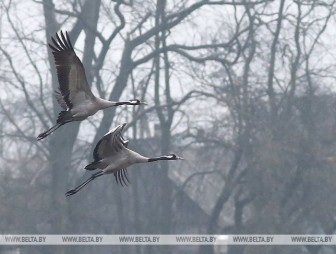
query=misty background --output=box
[1,0,336,254]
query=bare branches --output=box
[3,2,52,123]
[130,0,261,48]
[93,0,126,83]
[2,0,336,247]
[0,47,49,129]
[0,99,48,158]
[127,12,152,37]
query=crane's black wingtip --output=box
[120,122,127,131]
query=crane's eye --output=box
[169,154,176,159]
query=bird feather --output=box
[49,31,95,110]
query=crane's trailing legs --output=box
[65,171,104,196]
[37,110,74,140]
[37,123,63,140]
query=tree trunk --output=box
[42,1,101,253]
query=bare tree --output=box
[1,1,336,254]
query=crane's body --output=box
[37,31,145,140]
[65,123,183,196]
[95,149,148,174]
[62,97,115,121]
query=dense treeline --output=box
[1,1,336,254]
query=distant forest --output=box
[1,1,336,254]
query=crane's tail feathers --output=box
[65,171,104,197]
[37,123,62,141]
[124,170,130,184]
[114,169,130,186]
[57,110,72,124]
[37,111,72,141]
[85,161,101,171]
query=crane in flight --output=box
[66,123,184,196]
[37,31,145,140]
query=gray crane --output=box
[66,123,184,196]
[37,31,145,140]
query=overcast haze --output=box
[1,0,336,254]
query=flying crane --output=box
[37,31,145,140]
[66,123,183,196]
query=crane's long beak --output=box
[140,101,147,105]
[177,156,184,160]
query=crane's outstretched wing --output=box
[92,123,130,185]
[54,90,67,110]
[93,123,128,161]
[49,31,95,109]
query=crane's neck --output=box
[129,152,170,164]
[97,98,132,109]
[97,98,117,109]
[128,150,149,164]
[97,98,137,108]
[148,156,171,162]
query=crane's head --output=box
[127,99,147,105]
[163,154,184,160]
